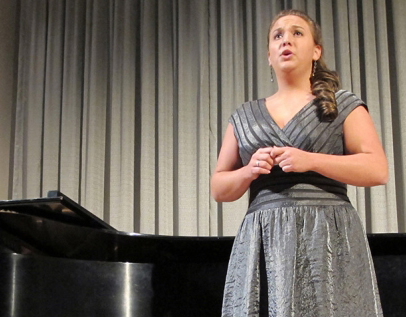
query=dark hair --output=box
[268,9,340,121]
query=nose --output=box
[282,33,292,46]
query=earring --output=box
[270,66,274,82]
[312,60,317,77]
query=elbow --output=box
[211,186,230,202]
[368,155,388,186]
[210,174,230,202]
[376,170,388,186]
[211,189,242,203]
[372,177,387,187]
[210,178,223,202]
[210,185,233,203]
[378,160,389,185]
[211,189,222,202]
[372,164,388,186]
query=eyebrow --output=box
[272,25,305,33]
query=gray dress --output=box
[222,90,383,317]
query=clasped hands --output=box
[249,146,311,177]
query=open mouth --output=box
[281,50,293,57]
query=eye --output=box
[274,33,282,40]
[294,31,303,36]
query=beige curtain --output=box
[10,0,405,235]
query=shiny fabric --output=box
[222,90,383,316]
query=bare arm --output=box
[271,106,388,186]
[210,123,274,202]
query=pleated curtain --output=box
[10,0,406,235]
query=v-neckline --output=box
[260,98,315,131]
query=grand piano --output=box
[0,191,405,316]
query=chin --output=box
[278,65,296,74]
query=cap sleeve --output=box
[227,104,252,165]
[335,90,368,120]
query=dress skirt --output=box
[221,203,383,317]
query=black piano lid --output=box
[0,190,116,231]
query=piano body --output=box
[0,191,405,317]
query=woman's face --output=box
[267,15,321,76]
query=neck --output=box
[274,66,313,96]
[276,78,312,97]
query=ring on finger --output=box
[256,160,260,167]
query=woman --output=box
[211,9,387,317]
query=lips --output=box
[281,49,293,57]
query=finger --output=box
[256,160,273,171]
[257,147,274,154]
[254,167,271,174]
[279,156,294,171]
[257,153,274,165]
[281,164,293,173]
[273,153,286,165]
[270,146,285,158]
